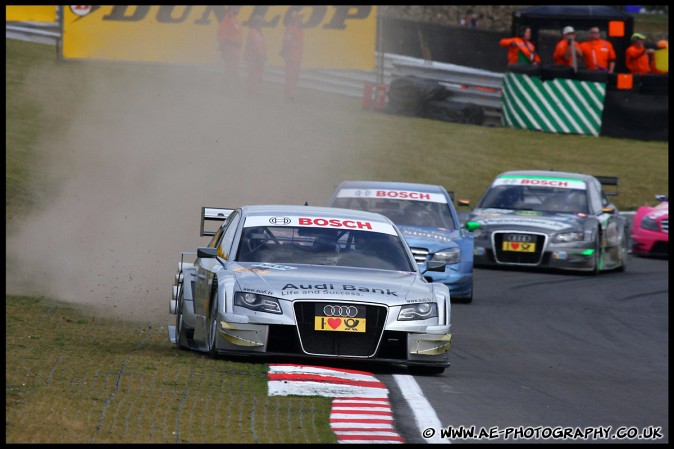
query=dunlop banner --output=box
[6,5,58,23]
[62,5,377,69]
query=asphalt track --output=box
[381,255,669,444]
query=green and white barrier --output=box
[501,72,607,137]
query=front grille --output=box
[409,247,429,263]
[493,232,547,265]
[661,219,668,234]
[293,301,388,357]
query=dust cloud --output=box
[6,61,365,324]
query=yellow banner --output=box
[62,5,376,69]
[654,48,668,73]
[6,5,57,23]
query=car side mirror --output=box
[601,206,616,215]
[197,247,219,258]
[465,221,480,232]
[457,199,471,207]
[423,261,447,273]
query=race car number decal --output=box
[502,241,536,252]
[314,316,366,332]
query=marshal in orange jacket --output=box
[500,36,541,66]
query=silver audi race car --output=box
[467,170,628,274]
[168,205,453,374]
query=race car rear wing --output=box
[200,207,235,237]
[595,176,619,196]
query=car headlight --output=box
[234,292,282,314]
[430,248,460,265]
[640,216,661,232]
[552,231,585,243]
[398,303,438,321]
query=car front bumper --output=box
[473,238,598,271]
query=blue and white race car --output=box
[467,170,628,274]
[328,181,478,302]
[169,204,453,375]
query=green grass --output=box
[633,10,669,36]
[5,295,336,443]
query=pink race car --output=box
[631,195,669,257]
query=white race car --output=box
[168,205,453,375]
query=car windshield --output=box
[236,225,415,272]
[478,185,589,214]
[331,197,456,229]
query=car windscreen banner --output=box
[6,5,58,22]
[61,5,377,69]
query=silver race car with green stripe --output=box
[466,170,628,274]
[169,205,452,374]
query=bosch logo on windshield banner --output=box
[337,188,447,203]
[494,177,587,190]
[61,5,377,69]
[244,215,397,235]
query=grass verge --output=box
[5,295,336,443]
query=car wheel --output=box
[615,229,629,272]
[409,365,446,376]
[590,233,601,275]
[175,312,188,350]
[175,286,189,349]
[454,293,473,304]
[208,288,220,359]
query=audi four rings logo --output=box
[506,234,533,242]
[323,305,358,317]
[354,190,372,197]
[268,217,291,225]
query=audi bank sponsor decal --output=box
[282,283,399,296]
[477,217,573,231]
[494,176,587,190]
[244,215,397,235]
[62,6,377,69]
[336,188,447,203]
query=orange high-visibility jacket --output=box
[500,37,541,65]
[579,39,616,71]
[625,43,652,74]
[553,39,583,66]
[217,16,243,50]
